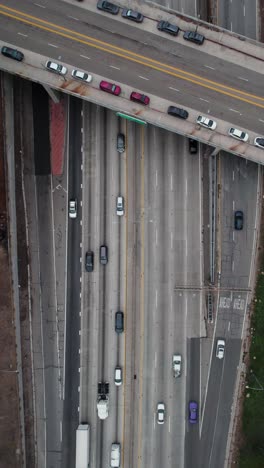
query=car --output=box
[189,401,198,423]
[114,366,122,386]
[100,245,108,265]
[167,106,189,120]
[71,69,92,83]
[117,133,125,153]
[100,80,121,96]
[122,8,144,23]
[97,0,119,14]
[183,31,205,45]
[254,137,264,149]
[69,199,77,218]
[115,311,124,334]
[130,92,150,105]
[46,61,67,75]
[196,115,217,130]
[156,403,165,425]
[228,127,249,142]
[1,46,24,62]
[234,210,243,230]
[189,138,198,154]
[216,339,225,359]
[116,196,124,216]
[85,251,94,272]
[157,21,179,36]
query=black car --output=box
[168,106,189,120]
[189,139,198,154]
[157,21,179,36]
[115,311,124,333]
[122,8,144,23]
[97,0,119,14]
[183,31,205,45]
[234,211,243,230]
[1,46,24,62]
[85,251,94,272]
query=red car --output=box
[100,80,121,95]
[130,91,150,105]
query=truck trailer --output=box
[75,424,90,468]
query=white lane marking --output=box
[48,43,58,48]
[232,171,235,181]
[138,75,149,80]
[67,15,79,21]
[170,174,173,190]
[34,3,46,7]
[155,352,157,368]
[156,290,158,308]
[171,231,173,249]
[231,21,233,32]
[80,277,82,283]
[156,229,158,245]
[110,65,120,70]
[185,179,188,196]
[18,33,28,37]
[204,65,215,70]
[156,170,158,187]
[233,231,235,241]
[153,413,156,429]
[169,87,179,92]
[168,416,171,433]
[60,421,62,441]
[259,119,264,123]
[80,55,90,60]
[80,200,82,207]
[229,108,240,113]
[238,76,248,82]
[228,321,231,332]
[232,260,234,272]
[243,5,246,16]
[233,200,235,210]
[199,97,209,103]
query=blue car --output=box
[189,401,198,424]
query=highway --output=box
[0,0,263,468]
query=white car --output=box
[69,199,77,218]
[254,137,264,149]
[196,115,217,130]
[116,196,124,216]
[228,127,249,142]
[71,69,92,83]
[45,60,67,75]
[216,339,225,359]
[114,366,122,386]
[156,403,165,425]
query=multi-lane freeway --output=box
[0,1,263,468]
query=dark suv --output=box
[85,251,94,272]
[100,245,108,265]
[1,46,24,61]
[122,8,144,23]
[168,106,189,120]
[115,311,124,333]
[183,31,205,45]
[97,0,119,14]
[157,21,179,36]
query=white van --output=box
[111,443,120,467]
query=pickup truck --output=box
[172,354,182,378]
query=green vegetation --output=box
[239,270,264,467]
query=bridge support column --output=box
[42,84,61,103]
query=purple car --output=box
[189,401,198,424]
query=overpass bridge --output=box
[0,0,263,163]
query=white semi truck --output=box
[97,382,109,420]
[75,424,90,468]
